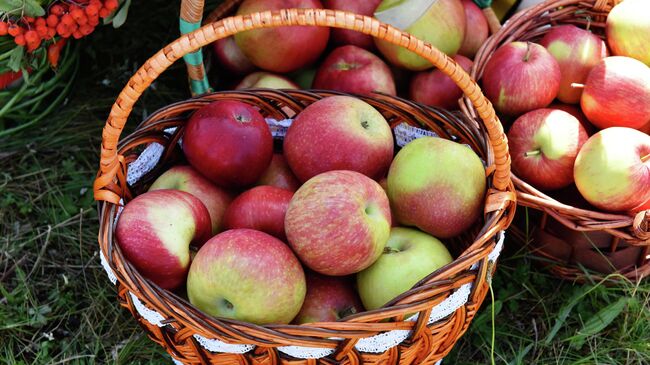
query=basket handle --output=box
[180,0,211,95]
[93,8,511,204]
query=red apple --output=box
[187,229,306,324]
[115,190,212,290]
[312,45,396,96]
[285,170,391,276]
[482,42,561,116]
[235,72,299,90]
[212,36,256,75]
[183,100,273,188]
[508,109,589,190]
[234,0,330,73]
[149,166,232,234]
[409,54,473,109]
[539,25,608,104]
[322,0,381,50]
[223,185,293,240]
[606,0,650,67]
[293,272,364,324]
[548,103,595,135]
[581,56,650,130]
[256,153,301,192]
[284,95,394,182]
[574,127,650,212]
[458,0,489,58]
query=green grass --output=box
[1,1,649,364]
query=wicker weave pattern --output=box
[461,0,649,281]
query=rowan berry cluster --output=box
[0,0,119,51]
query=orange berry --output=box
[36,25,48,37]
[27,39,42,52]
[24,30,39,43]
[105,0,119,11]
[51,5,65,15]
[14,34,26,46]
[8,24,24,36]
[72,30,83,39]
[24,16,35,23]
[99,8,110,18]
[46,28,56,39]
[80,24,94,36]
[61,14,74,26]
[86,5,99,17]
[46,14,59,27]
[0,22,8,36]
[56,23,69,36]
[35,18,46,27]
[88,16,100,26]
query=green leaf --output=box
[569,297,633,349]
[22,0,45,16]
[0,0,45,17]
[7,46,24,72]
[110,0,131,28]
[543,285,589,345]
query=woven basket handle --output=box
[180,0,211,95]
[93,8,511,204]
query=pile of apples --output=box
[213,0,490,110]
[115,95,487,325]
[481,0,650,214]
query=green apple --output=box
[357,227,453,310]
[374,0,466,71]
[387,137,486,238]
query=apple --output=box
[549,103,595,135]
[482,42,561,116]
[312,45,396,96]
[458,0,489,59]
[387,137,486,238]
[187,229,306,324]
[606,0,650,67]
[149,166,232,235]
[183,100,273,188]
[293,272,364,324]
[284,95,394,182]
[580,56,650,130]
[357,227,453,310]
[539,25,608,104]
[223,185,293,240]
[508,109,588,190]
[115,190,212,290]
[574,127,650,213]
[409,54,473,109]
[235,72,299,90]
[322,0,382,50]
[374,0,466,71]
[285,170,391,276]
[212,36,256,75]
[256,153,301,192]
[234,0,329,73]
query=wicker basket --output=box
[94,8,516,364]
[461,0,650,282]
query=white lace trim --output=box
[394,122,439,147]
[277,345,335,359]
[100,252,117,285]
[193,334,254,354]
[355,329,412,353]
[172,358,184,365]
[126,142,164,185]
[129,291,166,327]
[266,118,293,139]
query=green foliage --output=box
[0,0,45,17]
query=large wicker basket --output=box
[94,8,516,364]
[461,0,650,282]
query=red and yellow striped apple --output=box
[549,103,595,135]
[212,36,255,75]
[539,25,608,104]
[508,109,588,190]
[574,127,650,213]
[285,170,391,276]
[322,0,382,50]
[606,0,650,67]
[580,56,650,130]
[223,185,293,240]
[256,153,301,192]
[115,190,212,290]
[409,54,473,109]
[293,272,364,324]
[458,0,489,58]
[187,229,306,324]
[387,137,486,238]
[235,72,299,90]
[284,96,394,182]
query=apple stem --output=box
[642,154,650,163]
[523,42,533,62]
[384,247,400,254]
[524,149,542,157]
[571,83,585,89]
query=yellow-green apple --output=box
[574,127,650,212]
[374,0,466,70]
[322,0,382,50]
[549,103,595,135]
[606,0,650,66]
[508,109,588,190]
[458,0,489,58]
[387,137,486,238]
[256,153,301,192]
[482,42,560,116]
[539,25,608,104]
[285,170,391,275]
[183,100,273,188]
[284,96,394,182]
[409,54,473,109]
[580,56,650,130]
[312,45,396,96]
[149,166,232,235]
[234,0,329,73]
[293,272,364,324]
[235,72,299,90]
[187,229,306,324]
[212,36,256,75]
[115,190,212,290]
[223,185,293,240]
[357,227,452,310]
